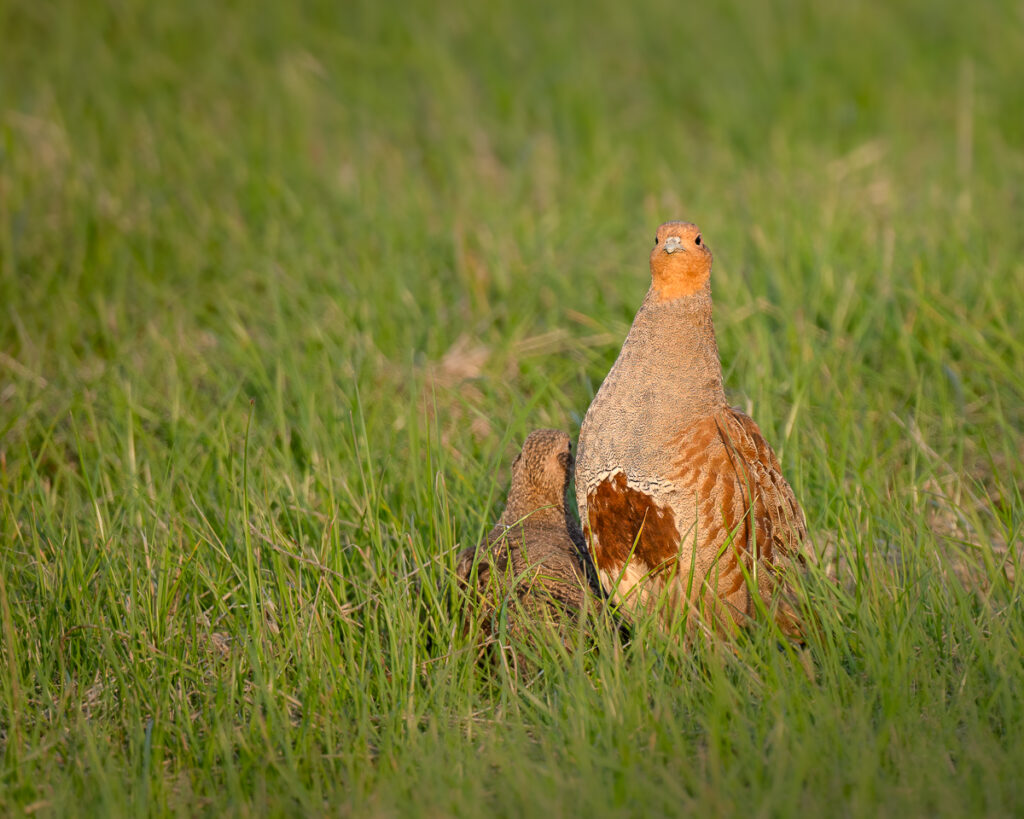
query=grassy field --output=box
[2,0,1023,814]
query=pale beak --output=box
[663,235,684,254]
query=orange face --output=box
[649,221,713,301]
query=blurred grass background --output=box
[1,0,1023,814]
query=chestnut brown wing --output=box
[665,409,806,632]
[714,407,807,564]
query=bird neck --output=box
[498,484,566,528]
[613,281,727,415]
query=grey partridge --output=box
[575,221,806,637]
[456,429,603,667]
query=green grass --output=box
[2,0,1023,814]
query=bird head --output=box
[509,429,573,512]
[649,221,713,301]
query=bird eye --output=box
[654,236,659,246]
[695,235,702,246]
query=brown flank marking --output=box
[587,472,680,575]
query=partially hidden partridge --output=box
[456,429,604,666]
[575,221,806,638]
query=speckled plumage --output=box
[575,221,806,637]
[456,429,604,667]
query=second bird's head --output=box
[510,429,573,507]
[649,221,713,301]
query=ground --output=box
[1,0,1023,815]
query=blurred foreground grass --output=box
[2,0,1023,814]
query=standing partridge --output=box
[575,221,806,637]
[456,429,604,667]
